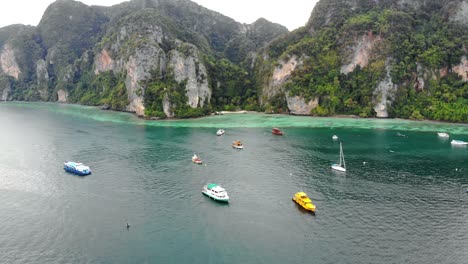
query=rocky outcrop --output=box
[94,49,115,74]
[125,43,166,116]
[262,55,301,103]
[162,93,174,118]
[373,60,396,118]
[452,1,468,26]
[0,44,21,80]
[57,89,68,103]
[1,87,10,101]
[168,46,210,108]
[341,32,382,74]
[286,95,319,115]
[36,59,49,100]
[0,77,11,101]
[453,56,468,81]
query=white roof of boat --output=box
[211,186,225,192]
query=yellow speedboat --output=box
[292,192,316,212]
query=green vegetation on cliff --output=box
[258,0,468,122]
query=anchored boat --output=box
[202,183,229,202]
[451,140,468,145]
[63,161,91,176]
[216,129,225,136]
[437,132,449,138]
[192,154,203,164]
[331,142,346,172]
[272,128,283,136]
[232,140,243,149]
[292,192,316,212]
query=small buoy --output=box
[126,223,130,229]
[363,161,367,165]
[455,168,458,171]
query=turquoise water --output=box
[0,102,467,263]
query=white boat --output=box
[232,140,243,149]
[192,154,203,164]
[216,129,225,136]
[331,142,346,172]
[332,135,338,140]
[437,132,449,138]
[451,140,468,145]
[202,183,229,202]
[63,161,91,175]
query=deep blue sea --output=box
[0,102,467,263]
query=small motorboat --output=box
[232,140,243,149]
[202,183,229,202]
[292,192,316,212]
[192,154,203,164]
[63,161,91,176]
[272,128,283,136]
[216,129,225,136]
[332,135,338,140]
[437,132,449,138]
[451,140,468,145]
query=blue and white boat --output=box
[64,161,91,175]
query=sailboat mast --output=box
[341,143,346,169]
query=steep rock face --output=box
[373,60,396,118]
[452,1,468,26]
[57,89,68,102]
[306,0,358,32]
[94,49,115,74]
[341,32,382,74]
[36,59,49,100]
[286,95,319,115]
[261,56,301,104]
[125,44,167,116]
[168,46,210,108]
[1,87,10,101]
[94,11,169,115]
[0,77,11,101]
[162,93,174,118]
[0,44,21,80]
[453,56,468,81]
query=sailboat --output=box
[331,142,346,172]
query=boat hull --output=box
[202,191,229,202]
[451,140,468,145]
[331,164,346,172]
[232,145,243,149]
[292,197,316,212]
[64,166,91,176]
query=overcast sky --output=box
[0,0,318,31]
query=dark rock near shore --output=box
[100,104,111,110]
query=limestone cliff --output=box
[340,32,382,74]
[168,45,210,108]
[373,61,396,118]
[0,44,21,80]
[256,0,468,122]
